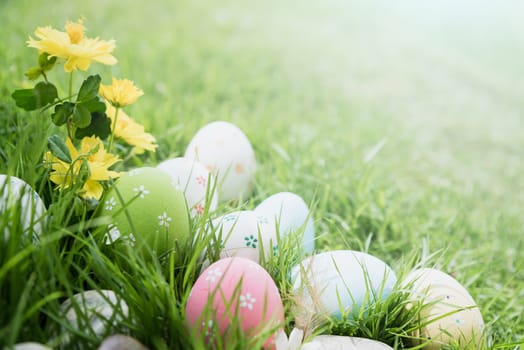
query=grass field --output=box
[1,0,523,349]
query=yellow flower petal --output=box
[100,77,144,108]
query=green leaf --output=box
[51,102,75,126]
[81,96,106,113]
[24,67,42,80]
[72,104,92,128]
[12,89,37,111]
[77,75,101,103]
[47,135,71,163]
[75,112,112,140]
[33,81,58,107]
[38,53,57,71]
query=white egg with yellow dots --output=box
[184,121,257,202]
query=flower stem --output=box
[67,71,74,141]
[107,106,120,153]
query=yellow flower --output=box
[27,19,117,72]
[44,136,121,200]
[99,78,144,108]
[106,103,158,154]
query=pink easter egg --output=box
[186,257,284,349]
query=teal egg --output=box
[98,167,190,257]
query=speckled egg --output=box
[157,157,218,217]
[210,210,277,263]
[98,167,190,256]
[402,268,485,349]
[255,192,315,253]
[61,290,128,338]
[290,250,397,319]
[0,175,46,242]
[184,121,257,202]
[186,257,284,349]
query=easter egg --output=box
[157,157,218,217]
[210,210,277,263]
[0,175,46,242]
[255,192,315,253]
[290,250,397,319]
[61,290,128,338]
[184,121,257,202]
[301,336,393,350]
[186,257,284,349]
[402,268,485,349]
[98,335,149,350]
[98,167,190,256]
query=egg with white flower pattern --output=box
[184,121,257,202]
[402,268,485,349]
[61,290,128,339]
[290,250,397,319]
[157,157,218,217]
[210,210,277,263]
[98,167,190,257]
[186,257,284,349]
[0,174,46,243]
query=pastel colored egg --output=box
[290,250,397,319]
[255,192,315,253]
[61,290,128,338]
[184,121,257,202]
[98,335,149,350]
[186,257,284,349]
[301,336,393,350]
[12,343,52,350]
[402,268,485,349]
[98,167,190,257]
[210,210,277,263]
[157,157,218,217]
[0,175,46,242]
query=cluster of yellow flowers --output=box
[25,19,158,200]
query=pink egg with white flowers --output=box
[186,257,284,349]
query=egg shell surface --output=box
[12,343,53,350]
[61,290,129,338]
[186,257,284,349]
[0,175,46,241]
[184,121,257,202]
[301,336,393,350]
[290,250,397,318]
[211,210,277,263]
[402,268,485,349]
[157,157,218,217]
[255,192,315,253]
[98,167,190,256]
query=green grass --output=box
[1,0,524,349]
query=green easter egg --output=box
[99,167,190,257]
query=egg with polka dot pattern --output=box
[184,121,257,202]
[290,250,397,319]
[97,167,190,257]
[402,268,485,349]
[255,192,315,253]
[210,210,277,263]
[186,257,284,349]
[157,157,218,217]
[0,175,46,243]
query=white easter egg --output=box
[157,157,218,217]
[184,121,257,202]
[12,343,52,350]
[0,175,46,242]
[61,290,129,338]
[290,250,397,319]
[98,335,149,350]
[211,210,277,263]
[301,336,393,350]
[255,192,315,253]
[402,268,485,349]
